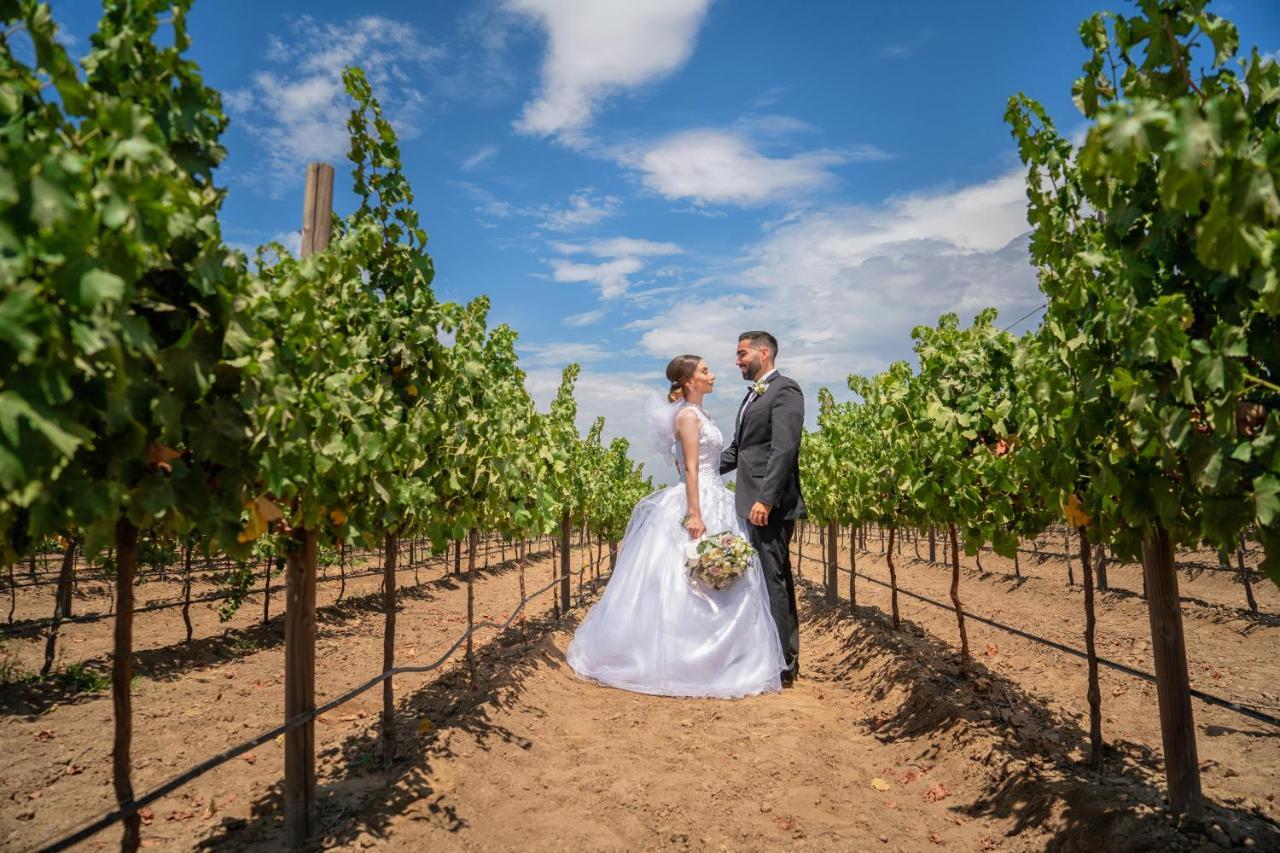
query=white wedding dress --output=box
[566,401,785,698]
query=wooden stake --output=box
[181,539,193,644]
[559,513,571,615]
[1079,527,1103,769]
[42,539,77,676]
[467,528,478,684]
[825,521,838,604]
[382,531,398,767]
[848,525,857,609]
[886,525,900,630]
[1141,526,1203,822]
[283,528,318,848]
[113,518,140,852]
[948,522,970,670]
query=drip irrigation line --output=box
[1,545,549,637]
[38,564,608,853]
[804,547,1280,728]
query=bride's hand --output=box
[685,513,706,539]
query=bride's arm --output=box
[674,409,705,539]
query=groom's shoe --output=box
[781,669,798,688]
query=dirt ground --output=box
[1,535,1277,851]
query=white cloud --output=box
[543,235,684,298]
[629,169,1041,394]
[548,257,643,299]
[227,15,442,194]
[563,308,607,327]
[462,144,500,170]
[271,229,304,257]
[537,189,621,230]
[550,237,682,258]
[621,128,889,206]
[519,340,616,367]
[505,0,713,142]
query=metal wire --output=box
[37,560,606,852]
[804,546,1280,728]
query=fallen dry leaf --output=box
[929,832,945,845]
[985,643,999,657]
[772,816,793,831]
[35,730,54,742]
[138,806,154,826]
[167,810,195,822]
[242,753,256,765]
[64,765,83,776]
[870,778,892,792]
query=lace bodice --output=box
[671,403,723,480]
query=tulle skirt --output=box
[566,470,786,698]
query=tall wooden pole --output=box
[824,521,838,604]
[381,531,398,768]
[1141,526,1203,822]
[113,518,140,852]
[285,161,332,849]
[559,513,571,614]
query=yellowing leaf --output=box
[254,496,284,523]
[406,385,419,397]
[329,508,348,525]
[870,778,892,791]
[237,496,283,543]
[417,718,435,736]
[1064,494,1092,528]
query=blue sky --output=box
[55,0,1280,477]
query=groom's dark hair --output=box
[739,330,778,358]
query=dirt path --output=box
[0,542,576,851]
[3,537,1278,851]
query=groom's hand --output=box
[749,501,772,526]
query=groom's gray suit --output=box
[720,369,805,680]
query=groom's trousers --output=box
[745,514,799,679]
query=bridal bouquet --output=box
[684,531,755,590]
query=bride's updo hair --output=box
[665,354,702,402]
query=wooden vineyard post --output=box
[1141,527,1204,822]
[886,526,900,629]
[181,539,194,644]
[848,526,857,609]
[283,528,318,847]
[1078,527,1103,769]
[550,537,559,619]
[947,522,970,670]
[382,532,398,768]
[113,518,141,852]
[559,513,571,615]
[795,521,804,579]
[1237,536,1257,614]
[467,528,478,685]
[825,521,838,604]
[42,539,77,676]
[283,160,332,849]
[262,554,272,625]
[518,540,527,638]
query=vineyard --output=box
[2,0,1279,850]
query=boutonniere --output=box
[751,379,770,396]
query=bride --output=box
[566,355,786,698]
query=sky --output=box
[53,0,1280,480]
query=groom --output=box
[720,331,805,686]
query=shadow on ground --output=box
[798,578,1279,852]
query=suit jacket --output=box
[720,372,807,521]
